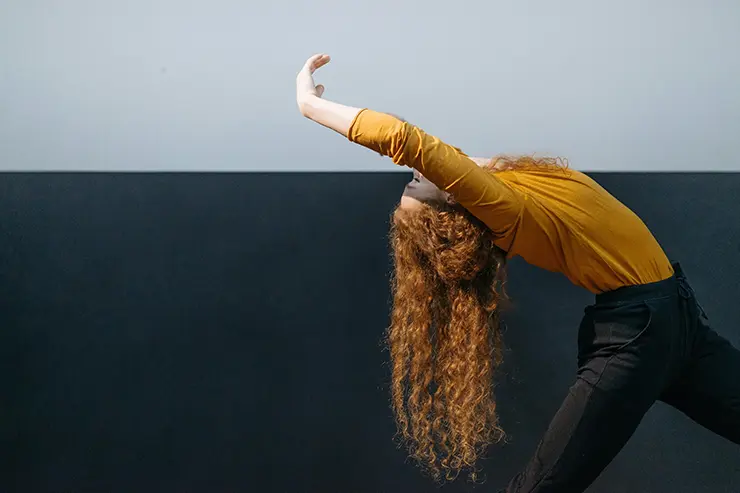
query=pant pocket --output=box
[582,301,654,357]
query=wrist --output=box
[298,94,321,118]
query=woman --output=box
[295,54,740,492]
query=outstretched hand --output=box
[294,53,362,137]
[296,53,330,112]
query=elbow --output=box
[387,122,415,164]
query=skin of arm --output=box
[298,94,362,138]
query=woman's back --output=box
[494,167,674,293]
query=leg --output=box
[661,317,740,443]
[503,376,651,492]
[503,300,676,492]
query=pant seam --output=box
[525,301,654,492]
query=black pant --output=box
[503,262,740,492]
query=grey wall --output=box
[2,0,739,171]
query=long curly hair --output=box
[385,156,567,483]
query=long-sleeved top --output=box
[347,108,674,294]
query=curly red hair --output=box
[385,156,567,482]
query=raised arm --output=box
[296,54,522,235]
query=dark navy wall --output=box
[1,172,738,493]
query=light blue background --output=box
[1,0,738,171]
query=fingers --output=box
[296,54,329,104]
[303,53,331,74]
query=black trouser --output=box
[502,262,740,492]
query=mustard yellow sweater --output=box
[348,109,674,294]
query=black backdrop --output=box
[1,172,738,493]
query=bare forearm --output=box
[299,95,362,137]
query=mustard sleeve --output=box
[347,108,522,236]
